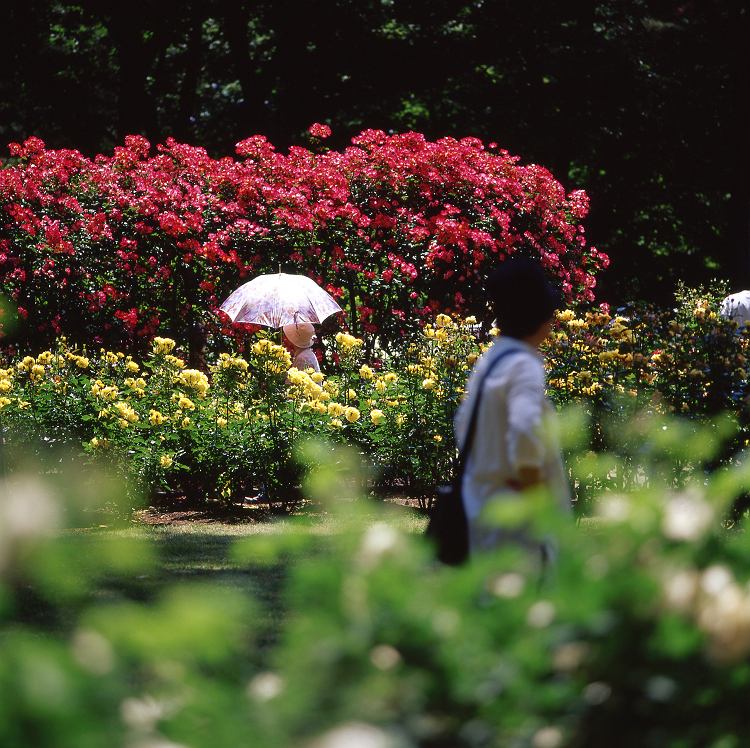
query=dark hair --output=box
[485,257,563,338]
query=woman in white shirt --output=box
[282,321,320,372]
[454,258,570,555]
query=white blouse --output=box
[454,336,571,551]
[292,347,320,372]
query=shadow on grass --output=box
[16,526,318,666]
[18,507,428,665]
[122,529,311,661]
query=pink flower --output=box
[0,127,603,346]
[308,123,332,139]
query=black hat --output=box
[485,257,563,338]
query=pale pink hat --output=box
[282,321,316,349]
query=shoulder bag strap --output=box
[456,347,523,480]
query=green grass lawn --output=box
[46,504,592,666]
[63,503,429,660]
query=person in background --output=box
[282,321,320,372]
[720,291,750,329]
[454,257,571,558]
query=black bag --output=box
[426,347,521,565]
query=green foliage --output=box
[4,414,750,745]
[4,293,750,514]
[3,2,746,302]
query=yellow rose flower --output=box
[435,313,452,328]
[177,396,195,411]
[178,369,210,397]
[329,418,343,430]
[374,379,387,393]
[152,337,176,355]
[218,354,248,372]
[160,454,174,468]
[18,356,35,372]
[252,339,271,356]
[334,332,363,350]
[180,416,192,429]
[582,383,604,396]
[327,402,345,417]
[114,402,139,423]
[30,364,45,381]
[165,355,185,369]
[217,417,228,428]
[126,360,140,373]
[0,379,12,393]
[149,409,166,426]
[370,409,386,426]
[422,378,436,390]
[344,406,360,423]
[251,340,291,370]
[359,365,374,380]
[566,319,587,330]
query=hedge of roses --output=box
[0,128,607,350]
[1,294,748,511]
[0,318,475,510]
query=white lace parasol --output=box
[219,272,343,328]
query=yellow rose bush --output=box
[357,314,481,508]
[2,288,750,512]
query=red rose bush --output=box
[0,128,607,349]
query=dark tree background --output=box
[1,0,747,303]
